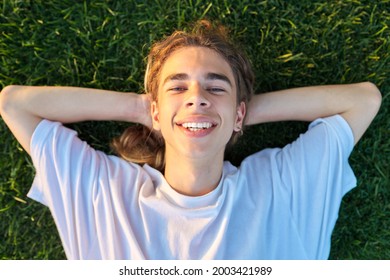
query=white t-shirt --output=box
[28,115,356,260]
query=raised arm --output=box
[245,82,382,145]
[0,85,151,155]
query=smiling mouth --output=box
[179,122,215,132]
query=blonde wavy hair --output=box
[111,20,254,172]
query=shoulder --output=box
[30,119,149,182]
[31,119,78,151]
[289,115,355,160]
[308,114,354,147]
[232,114,355,182]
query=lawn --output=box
[0,0,389,259]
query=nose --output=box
[185,84,210,108]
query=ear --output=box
[233,101,246,132]
[151,101,161,131]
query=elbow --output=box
[360,82,382,114]
[0,85,23,115]
[0,85,15,115]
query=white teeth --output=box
[181,122,213,129]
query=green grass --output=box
[1,0,389,259]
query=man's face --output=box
[151,46,245,160]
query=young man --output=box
[0,21,382,259]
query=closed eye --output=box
[207,87,226,94]
[168,86,187,93]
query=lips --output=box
[175,117,217,135]
[181,122,213,131]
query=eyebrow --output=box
[162,72,233,87]
[206,72,232,87]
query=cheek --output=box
[221,99,239,122]
[156,99,175,126]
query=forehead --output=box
[159,46,235,83]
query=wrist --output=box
[245,93,270,125]
[128,93,151,127]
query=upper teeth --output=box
[181,122,213,129]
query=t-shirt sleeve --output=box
[28,120,154,259]
[27,119,144,259]
[276,115,357,258]
[28,120,104,259]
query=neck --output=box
[164,148,224,196]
